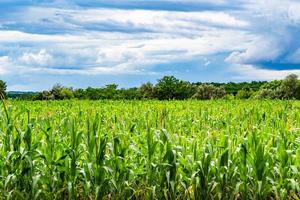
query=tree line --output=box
[2,74,300,100]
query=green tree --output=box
[175,80,196,100]
[74,88,86,99]
[85,87,102,100]
[50,84,74,100]
[41,90,54,100]
[155,76,180,100]
[192,84,226,100]
[60,88,74,99]
[280,74,299,99]
[155,76,193,100]
[140,82,155,99]
[118,88,140,100]
[104,84,118,99]
[261,80,282,90]
[236,88,254,99]
[257,74,300,99]
[256,89,274,99]
[51,84,64,99]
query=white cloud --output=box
[288,3,300,25]
[0,5,252,77]
[1,0,300,86]
[225,0,300,70]
[225,36,281,64]
[0,56,11,74]
[65,8,249,29]
[230,64,300,81]
[0,16,253,75]
[19,49,53,67]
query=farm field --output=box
[0,100,300,199]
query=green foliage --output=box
[222,94,235,100]
[5,74,300,101]
[256,89,274,99]
[208,81,267,95]
[281,74,300,99]
[192,84,226,100]
[60,88,74,99]
[259,74,300,100]
[261,80,282,90]
[155,76,179,100]
[0,100,299,199]
[140,82,155,99]
[154,76,194,100]
[236,88,254,99]
[42,90,55,100]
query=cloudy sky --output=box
[0,0,300,91]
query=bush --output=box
[192,84,226,100]
[236,88,254,99]
[255,89,274,99]
[223,94,235,100]
[280,74,300,99]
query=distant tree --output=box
[11,74,300,101]
[50,84,74,100]
[42,90,54,100]
[257,75,300,99]
[0,80,7,98]
[175,80,196,100]
[249,81,268,91]
[74,88,86,99]
[51,84,64,99]
[118,88,140,100]
[60,88,74,99]
[256,89,274,99]
[155,76,178,100]
[33,92,42,100]
[280,74,299,99]
[155,76,188,100]
[194,81,266,95]
[192,84,226,100]
[104,84,118,99]
[140,82,155,99]
[261,80,282,90]
[85,87,101,100]
[105,84,118,91]
[236,88,254,99]
[214,86,227,99]
[6,91,40,100]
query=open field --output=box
[0,100,300,199]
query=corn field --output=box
[0,100,300,200]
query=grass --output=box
[0,100,300,199]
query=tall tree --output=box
[192,84,226,100]
[140,82,155,99]
[155,76,180,100]
[104,84,118,99]
[281,74,299,99]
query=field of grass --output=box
[0,100,300,199]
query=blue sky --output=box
[0,0,300,91]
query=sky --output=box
[0,0,300,91]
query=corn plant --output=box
[0,99,299,199]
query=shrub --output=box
[192,84,226,100]
[236,88,254,99]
